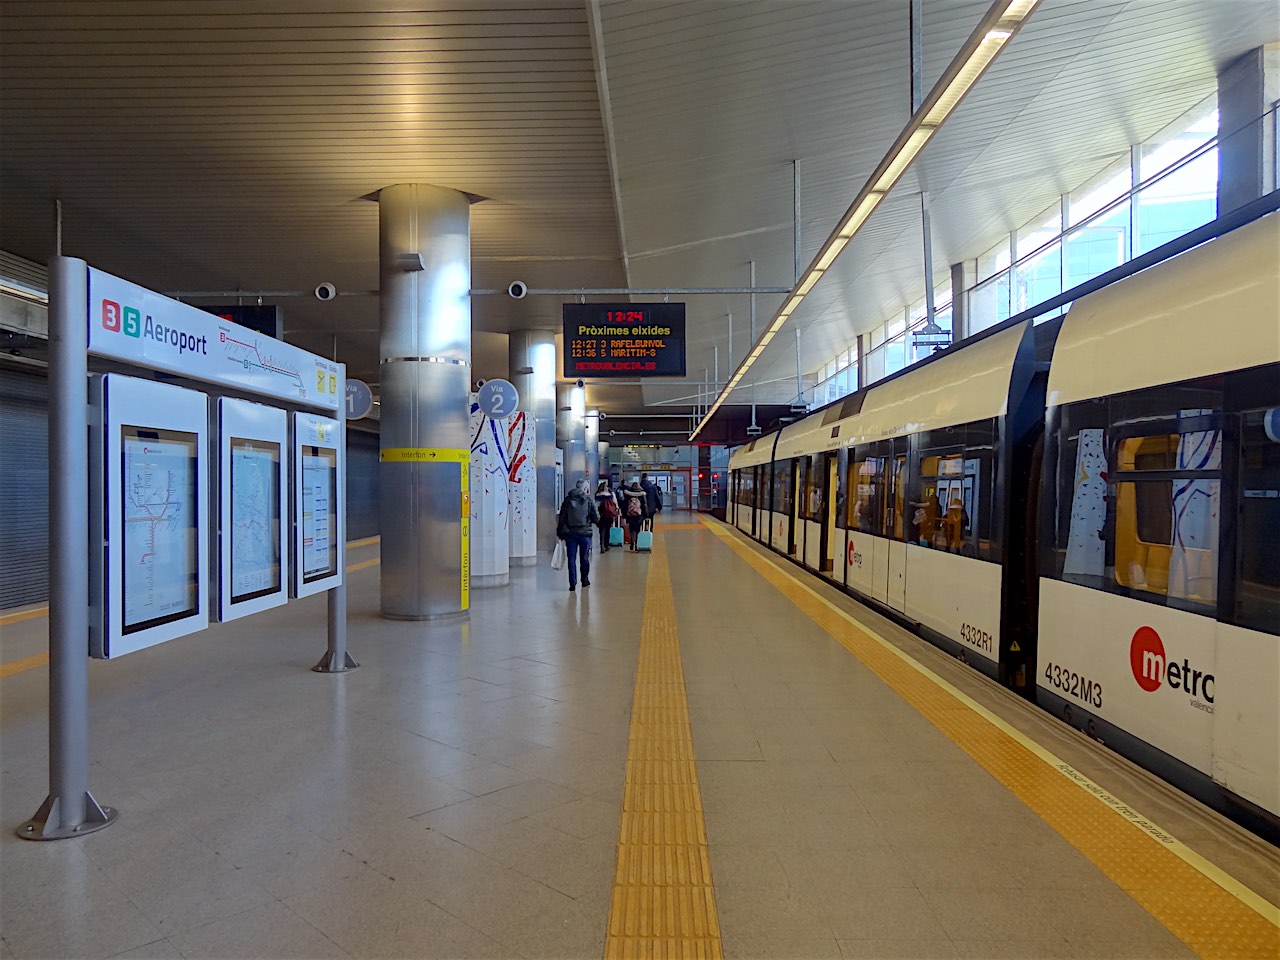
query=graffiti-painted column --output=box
[506,413,538,566]
[469,396,511,588]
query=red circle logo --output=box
[1130,626,1165,692]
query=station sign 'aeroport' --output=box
[562,302,686,378]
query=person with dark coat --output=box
[622,482,648,552]
[557,479,600,591]
[594,479,619,552]
[640,472,663,524]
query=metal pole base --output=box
[17,792,117,841]
[312,651,359,673]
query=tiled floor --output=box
[1,521,1276,959]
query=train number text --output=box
[1044,662,1104,709]
[959,622,993,653]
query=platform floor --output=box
[1,514,1277,960]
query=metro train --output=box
[728,210,1280,840]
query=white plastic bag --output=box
[551,540,566,571]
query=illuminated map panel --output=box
[217,398,288,622]
[120,428,199,633]
[92,374,209,658]
[293,412,344,599]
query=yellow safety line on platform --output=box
[701,516,1279,960]
[0,606,49,626]
[0,553,383,680]
[347,536,381,549]
[605,531,723,960]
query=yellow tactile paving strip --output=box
[606,532,723,960]
[702,517,1279,960]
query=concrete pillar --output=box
[584,409,600,487]
[950,261,974,343]
[557,383,586,488]
[509,329,556,554]
[378,183,471,620]
[1218,46,1279,215]
[469,395,510,587]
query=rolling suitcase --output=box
[609,520,625,548]
[635,519,653,552]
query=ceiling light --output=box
[814,239,848,272]
[1001,0,1040,19]
[872,127,935,193]
[795,271,823,297]
[836,193,884,239]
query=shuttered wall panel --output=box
[346,428,380,542]
[0,368,49,608]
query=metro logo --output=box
[1130,626,1165,692]
[101,299,141,337]
[1129,625,1215,705]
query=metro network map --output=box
[122,433,197,630]
[229,441,280,601]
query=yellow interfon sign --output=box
[379,447,470,463]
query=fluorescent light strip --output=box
[872,127,935,193]
[922,35,1006,125]
[690,0,1041,442]
[837,192,884,239]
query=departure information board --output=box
[562,303,686,378]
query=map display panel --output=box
[121,427,199,633]
[301,446,338,583]
[230,439,281,603]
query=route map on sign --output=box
[301,447,337,582]
[229,440,281,602]
[220,326,309,397]
[121,430,198,632]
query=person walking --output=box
[640,473,663,526]
[557,479,599,591]
[623,481,648,552]
[595,479,619,552]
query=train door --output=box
[789,460,801,555]
[886,446,908,611]
[820,453,837,573]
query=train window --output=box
[848,443,888,536]
[910,421,999,561]
[803,454,824,521]
[1235,408,1280,634]
[890,451,907,541]
[1112,429,1220,611]
[773,459,793,516]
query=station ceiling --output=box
[1,1,1276,439]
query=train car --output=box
[1038,212,1279,831]
[731,318,1049,687]
[728,208,1279,838]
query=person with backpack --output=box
[595,479,619,552]
[623,481,648,552]
[641,472,663,525]
[557,479,600,591]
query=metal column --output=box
[508,329,556,557]
[19,257,117,840]
[557,383,586,488]
[378,183,472,620]
[585,409,600,486]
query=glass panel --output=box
[1069,157,1131,226]
[969,271,1011,333]
[977,238,1011,283]
[1236,407,1280,633]
[849,451,885,535]
[1141,101,1217,183]
[863,343,886,385]
[883,335,907,377]
[1134,148,1217,256]
[1017,202,1062,260]
[1064,200,1130,289]
[1013,240,1062,313]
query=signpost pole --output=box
[18,257,117,840]
[316,413,358,674]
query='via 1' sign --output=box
[562,303,686,378]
